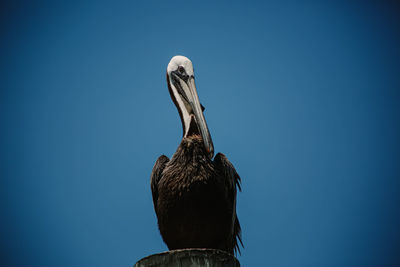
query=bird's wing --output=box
[150,155,170,212]
[213,153,243,255]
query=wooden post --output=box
[134,248,240,267]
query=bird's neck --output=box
[171,135,210,164]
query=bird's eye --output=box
[178,66,185,73]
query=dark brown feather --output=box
[150,135,242,255]
[150,155,169,211]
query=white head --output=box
[167,55,195,77]
[166,55,214,158]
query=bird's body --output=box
[150,56,242,255]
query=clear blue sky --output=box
[1,1,400,266]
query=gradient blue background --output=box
[1,1,400,266]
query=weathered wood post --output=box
[134,248,240,267]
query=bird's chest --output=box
[158,161,224,212]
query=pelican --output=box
[150,55,242,255]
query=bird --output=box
[150,55,242,255]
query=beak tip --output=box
[207,148,214,159]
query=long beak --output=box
[171,72,214,158]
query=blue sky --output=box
[1,1,400,266]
